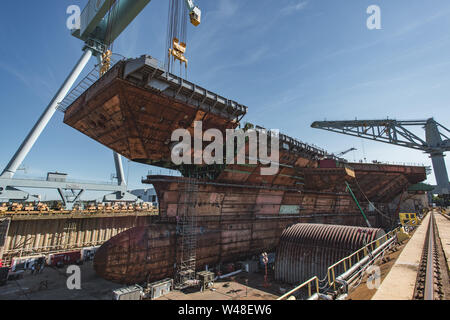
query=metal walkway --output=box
[58,54,125,112]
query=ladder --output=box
[175,177,198,288]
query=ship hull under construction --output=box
[94,166,425,285]
[59,54,428,285]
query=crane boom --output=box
[0,0,155,204]
[311,118,450,195]
[72,0,152,51]
[312,119,450,153]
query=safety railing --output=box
[327,227,400,290]
[277,276,320,300]
[57,53,125,112]
[10,174,118,186]
[353,160,426,167]
[278,226,401,300]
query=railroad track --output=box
[414,211,444,300]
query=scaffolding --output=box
[175,177,198,289]
[0,218,11,263]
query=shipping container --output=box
[11,255,46,272]
[47,251,82,267]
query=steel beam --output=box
[113,151,126,186]
[1,49,93,179]
[72,0,152,47]
[0,177,126,192]
[426,119,450,194]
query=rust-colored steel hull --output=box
[63,56,245,168]
[62,56,428,285]
[274,223,385,284]
[94,174,403,285]
[94,224,222,284]
[62,56,426,206]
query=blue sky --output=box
[0,0,449,200]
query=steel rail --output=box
[424,212,436,300]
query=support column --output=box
[1,49,93,179]
[113,151,126,186]
[426,118,450,194]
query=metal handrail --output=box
[57,53,125,112]
[327,227,400,289]
[277,276,320,300]
[279,226,401,300]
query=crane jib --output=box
[72,0,152,47]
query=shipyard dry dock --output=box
[1,209,449,300]
[0,55,442,300]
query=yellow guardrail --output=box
[327,227,400,290]
[277,276,320,300]
[439,208,450,220]
[278,226,403,300]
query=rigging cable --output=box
[105,0,121,52]
[353,177,397,227]
[165,0,189,75]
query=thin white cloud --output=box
[217,0,239,18]
[0,62,54,102]
[198,45,270,83]
[281,1,308,16]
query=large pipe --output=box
[1,49,93,179]
[336,235,395,284]
[274,223,385,284]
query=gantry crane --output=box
[0,0,201,205]
[311,118,450,195]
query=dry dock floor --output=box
[0,262,282,300]
[0,261,123,300]
[157,273,280,300]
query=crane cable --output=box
[165,0,189,76]
[353,178,397,226]
[99,0,121,76]
[105,0,121,52]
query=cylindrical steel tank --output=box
[274,223,385,284]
